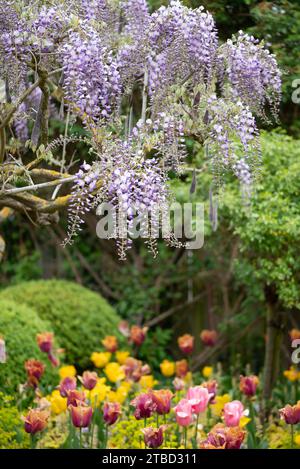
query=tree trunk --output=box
[263,288,285,417]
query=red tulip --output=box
[69,405,93,428]
[151,389,173,415]
[131,393,156,420]
[58,376,77,397]
[200,423,245,449]
[79,371,98,390]
[280,402,300,425]
[130,325,148,346]
[36,332,54,354]
[239,375,259,397]
[175,359,189,378]
[142,425,167,449]
[102,335,118,353]
[23,409,49,434]
[24,359,45,388]
[200,329,218,347]
[103,402,121,425]
[67,390,86,407]
[178,334,194,355]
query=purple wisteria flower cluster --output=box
[0,0,282,256]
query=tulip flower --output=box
[116,351,130,365]
[79,371,98,390]
[69,405,93,428]
[239,375,259,397]
[130,325,148,346]
[142,425,167,449]
[151,389,173,415]
[123,357,144,382]
[175,359,189,378]
[67,390,86,407]
[173,377,185,391]
[24,359,45,388]
[200,423,245,449]
[203,380,218,403]
[186,386,212,414]
[279,402,300,425]
[59,365,76,379]
[103,402,121,425]
[102,335,118,353]
[223,400,245,427]
[131,393,156,420]
[290,329,300,342]
[160,359,175,377]
[91,351,111,368]
[200,329,218,347]
[36,332,54,353]
[23,409,49,434]
[280,402,300,449]
[177,334,194,355]
[174,398,193,427]
[58,376,77,397]
[283,366,300,382]
[118,320,130,337]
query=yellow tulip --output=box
[89,381,111,406]
[211,394,231,417]
[48,390,67,415]
[160,359,175,377]
[116,351,130,365]
[139,375,157,390]
[91,351,111,368]
[59,365,76,379]
[294,434,300,446]
[202,366,213,379]
[104,362,125,383]
[283,366,300,382]
[239,416,251,428]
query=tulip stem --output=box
[104,424,108,449]
[184,427,187,449]
[194,414,199,443]
[79,428,82,449]
[291,425,294,449]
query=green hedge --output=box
[0,299,58,393]
[0,280,120,369]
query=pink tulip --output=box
[223,400,245,427]
[103,402,121,425]
[58,376,77,397]
[174,398,193,427]
[131,393,156,420]
[186,386,212,414]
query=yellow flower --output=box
[104,362,125,383]
[202,366,213,379]
[211,394,231,417]
[183,371,193,384]
[48,390,67,415]
[160,359,175,377]
[91,351,111,368]
[139,375,158,390]
[59,365,76,379]
[239,416,251,428]
[283,366,300,382]
[294,434,300,446]
[108,384,129,404]
[116,351,130,365]
[89,380,111,406]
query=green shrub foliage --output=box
[0,280,120,369]
[0,299,58,393]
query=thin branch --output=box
[0,176,75,197]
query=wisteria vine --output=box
[0,0,282,258]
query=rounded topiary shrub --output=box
[0,299,59,393]
[0,280,120,369]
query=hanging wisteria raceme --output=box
[219,31,282,118]
[62,27,121,123]
[0,0,282,257]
